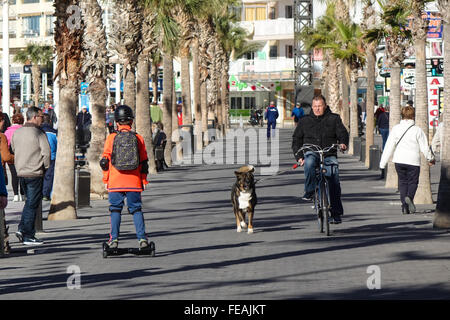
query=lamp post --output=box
[2,0,10,117]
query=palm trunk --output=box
[385,64,402,189]
[48,0,81,220]
[180,48,192,126]
[340,61,350,130]
[123,66,136,130]
[328,55,340,114]
[348,71,358,155]
[414,36,433,204]
[136,56,157,174]
[365,45,376,167]
[86,78,108,198]
[151,61,159,104]
[32,65,41,107]
[48,82,77,220]
[434,20,450,228]
[201,80,209,146]
[192,40,202,151]
[221,70,229,133]
[162,54,173,166]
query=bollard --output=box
[75,168,91,208]
[369,144,381,171]
[360,139,366,162]
[353,137,362,158]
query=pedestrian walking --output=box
[99,105,150,249]
[0,114,15,189]
[291,104,305,127]
[76,107,92,147]
[265,101,279,139]
[376,105,390,150]
[43,101,57,129]
[0,153,10,254]
[41,113,57,201]
[11,107,51,246]
[0,106,11,133]
[106,104,116,134]
[379,106,435,215]
[4,113,25,202]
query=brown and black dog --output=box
[231,165,257,234]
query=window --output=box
[285,5,293,19]
[231,97,242,109]
[269,45,278,59]
[269,7,276,19]
[46,15,56,36]
[244,4,267,21]
[245,51,255,60]
[22,16,40,37]
[286,45,293,59]
[23,0,39,3]
[244,97,256,109]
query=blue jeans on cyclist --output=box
[303,151,344,218]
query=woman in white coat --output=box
[380,106,435,214]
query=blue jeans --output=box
[108,192,147,242]
[43,160,55,198]
[379,128,389,151]
[18,177,43,238]
[303,152,344,216]
[267,121,276,138]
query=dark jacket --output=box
[292,107,349,160]
[377,111,389,129]
[264,106,279,123]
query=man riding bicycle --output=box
[292,95,349,224]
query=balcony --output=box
[230,57,295,82]
[240,18,294,41]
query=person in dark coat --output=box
[76,107,92,147]
[292,94,349,224]
[264,101,279,138]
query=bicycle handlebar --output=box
[294,144,341,157]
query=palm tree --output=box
[109,0,142,129]
[360,0,378,167]
[410,0,434,204]
[298,3,340,114]
[365,0,412,189]
[136,2,158,175]
[80,0,110,198]
[14,44,53,108]
[48,0,84,220]
[434,0,450,229]
[332,21,366,155]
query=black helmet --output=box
[114,105,134,122]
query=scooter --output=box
[248,109,263,127]
[102,241,156,258]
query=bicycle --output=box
[293,144,341,236]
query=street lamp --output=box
[2,0,10,117]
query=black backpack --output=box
[111,130,140,170]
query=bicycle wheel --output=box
[314,189,323,233]
[321,181,331,236]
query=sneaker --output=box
[19,194,24,202]
[107,239,118,249]
[15,231,24,243]
[405,196,416,214]
[330,216,342,224]
[402,204,410,215]
[23,237,44,246]
[139,239,148,249]
[302,192,314,201]
[42,196,51,201]
[13,195,19,202]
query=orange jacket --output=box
[102,124,149,192]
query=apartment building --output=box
[229,0,296,125]
[0,0,55,106]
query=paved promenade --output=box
[0,128,449,300]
